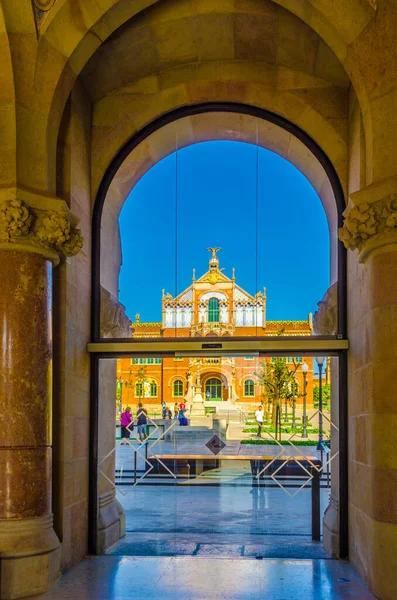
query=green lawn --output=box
[241,439,322,446]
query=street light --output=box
[301,361,309,438]
[316,356,325,462]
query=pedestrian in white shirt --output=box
[255,405,264,437]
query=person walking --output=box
[255,404,264,438]
[137,402,148,442]
[120,407,133,445]
[161,400,167,418]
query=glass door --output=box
[205,377,222,401]
[94,352,341,559]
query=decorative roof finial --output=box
[192,268,196,282]
[207,247,221,271]
[232,267,235,281]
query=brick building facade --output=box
[117,249,316,411]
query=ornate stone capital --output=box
[339,177,397,262]
[313,283,337,335]
[0,188,83,265]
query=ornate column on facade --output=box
[313,282,338,557]
[0,188,83,599]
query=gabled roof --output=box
[196,268,232,285]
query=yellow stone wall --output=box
[52,81,92,570]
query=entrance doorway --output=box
[205,377,222,401]
[90,104,348,560]
[94,351,343,559]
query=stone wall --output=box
[53,81,92,570]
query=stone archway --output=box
[94,104,346,342]
[90,100,347,566]
[3,0,397,598]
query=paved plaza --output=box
[113,439,331,559]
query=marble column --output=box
[0,190,83,599]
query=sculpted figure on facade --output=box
[313,283,337,335]
[100,286,133,338]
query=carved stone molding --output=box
[100,286,132,338]
[0,188,83,264]
[339,193,397,262]
[313,283,337,335]
[32,0,57,31]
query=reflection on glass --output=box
[99,355,338,557]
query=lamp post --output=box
[291,379,297,430]
[301,361,309,438]
[316,356,325,463]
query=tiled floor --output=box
[107,531,330,559]
[28,556,375,600]
[118,480,329,535]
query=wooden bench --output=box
[147,453,322,540]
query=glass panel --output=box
[98,353,339,558]
[99,113,338,341]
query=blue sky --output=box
[118,141,330,322]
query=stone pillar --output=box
[97,295,131,552]
[340,180,397,600]
[322,357,339,556]
[97,359,126,552]
[313,283,338,556]
[0,189,83,599]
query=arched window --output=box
[135,382,143,397]
[205,377,222,400]
[150,381,157,397]
[173,379,184,397]
[244,379,255,397]
[208,298,220,322]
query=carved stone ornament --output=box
[32,0,57,30]
[100,286,132,338]
[313,283,337,335]
[0,194,83,264]
[338,194,397,262]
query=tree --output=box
[258,358,300,437]
[313,384,331,406]
[116,377,123,416]
[133,365,149,403]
